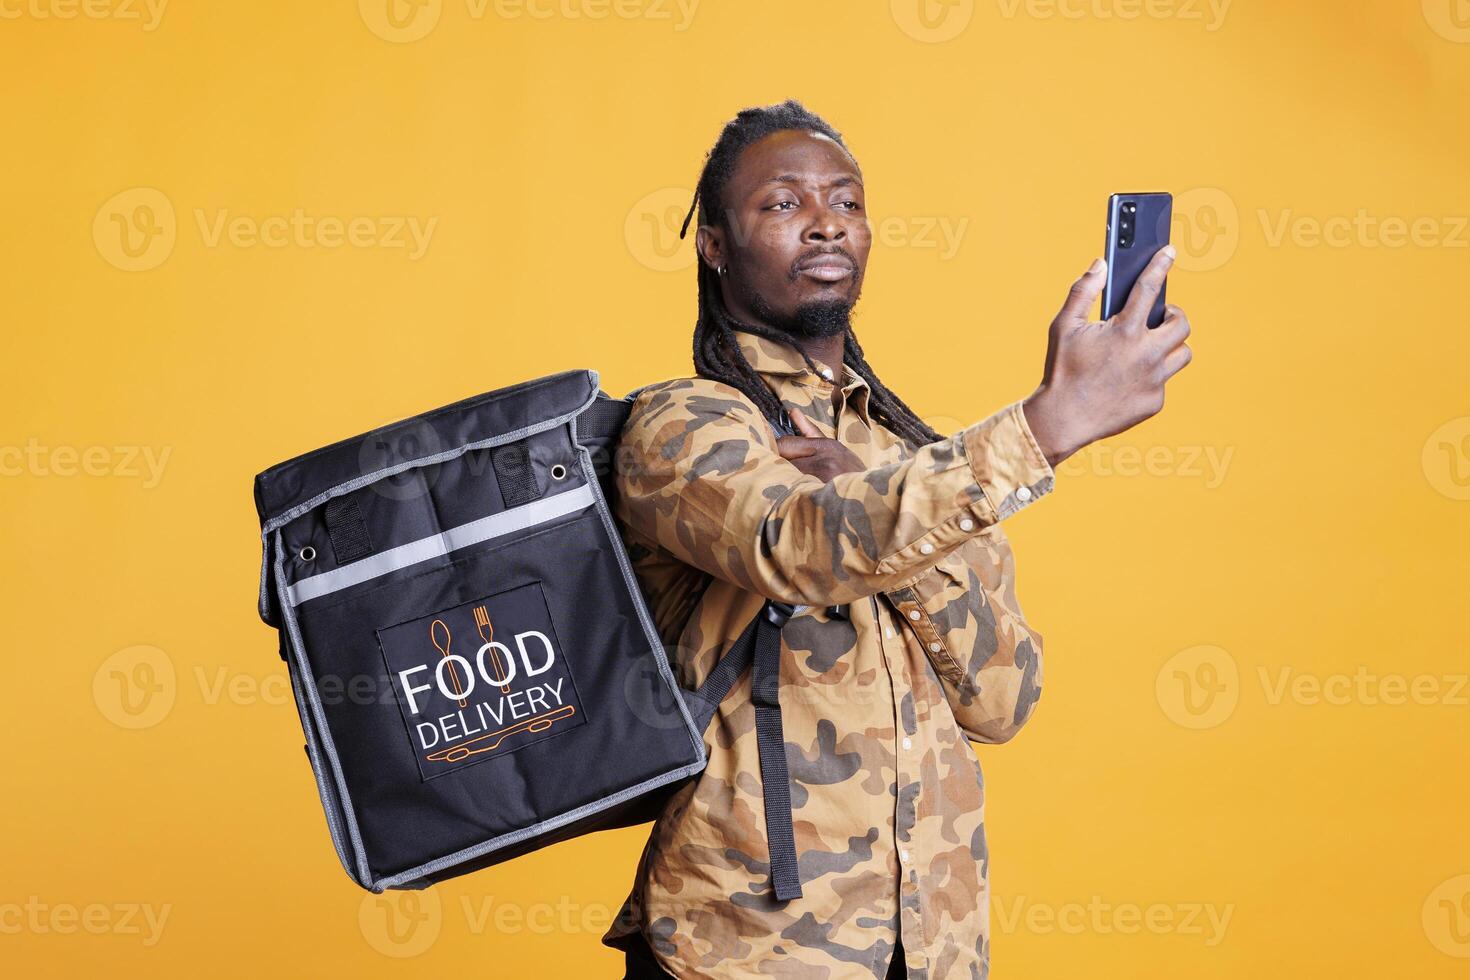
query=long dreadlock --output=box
[679,99,942,450]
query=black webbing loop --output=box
[492,441,540,508]
[682,599,803,902]
[752,601,802,901]
[323,494,372,564]
[577,396,632,444]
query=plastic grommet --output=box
[550,463,568,481]
[298,546,316,562]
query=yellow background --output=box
[3,0,1468,976]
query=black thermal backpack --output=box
[253,369,804,898]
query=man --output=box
[602,100,1192,979]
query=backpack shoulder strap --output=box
[681,600,805,902]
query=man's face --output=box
[696,129,869,338]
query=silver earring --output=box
[717,264,727,276]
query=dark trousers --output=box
[622,929,907,978]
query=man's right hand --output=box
[1021,247,1193,468]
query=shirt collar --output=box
[730,328,873,427]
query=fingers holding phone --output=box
[1023,239,1194,466]
[1114,244,1177,334]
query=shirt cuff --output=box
[960,400,1056,521]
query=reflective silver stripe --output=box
[286,484,596,607]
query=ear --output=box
[695,224,726,274]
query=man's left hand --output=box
[776,407,865,482]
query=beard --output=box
[746,291,855,339]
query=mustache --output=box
[790,246,858,278]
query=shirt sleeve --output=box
[880,524,1044,744]
[611,378,1055,608]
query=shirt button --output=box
[1016,486,1033,502]
[918,542,935,555]
[899,849,910,863]
[908,610,921,621]
[884,627,894,639]
[959,518,975,531]
[928,641,941,653]
[819,366,834,380]
[902,737,912,750]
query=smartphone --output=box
[1102,192,1172,328]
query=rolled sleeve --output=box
[961,399,1056,522]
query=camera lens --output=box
[1124,203,1136,213]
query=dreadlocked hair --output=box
[679,98,942,451]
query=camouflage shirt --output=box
[601,328,1055,979]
